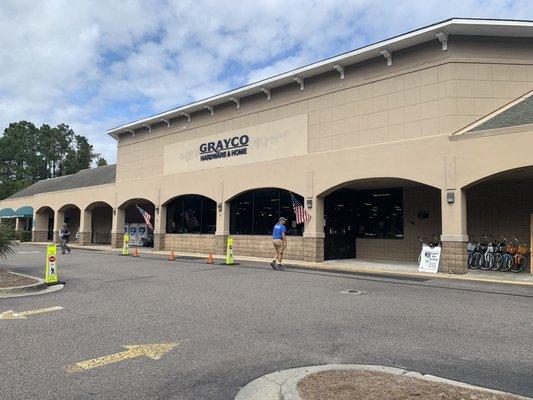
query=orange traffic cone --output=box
[207,252,214,264]
[168,250,175,261]
[132,247,139,257]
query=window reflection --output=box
[230,188,303,235]
[166,195,216,234]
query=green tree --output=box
[0,121,107,200]
[96,157,108,167]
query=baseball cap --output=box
[279,217,287,222]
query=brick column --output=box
[303,196,325,262]
[215,200,230,256]
[111,207,125,248]
[440,189,468,274]
[78,208,92,246]
[153,204,166,251]
[53,210,64,244]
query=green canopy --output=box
[14,206,33,218]
[0,208,14,218]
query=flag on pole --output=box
[136,205,154,230]
[290,193,311,224]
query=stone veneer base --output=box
[440,241,468,274]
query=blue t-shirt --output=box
[272,223,286,239]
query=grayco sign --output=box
[199,134,249,161]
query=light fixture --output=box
[217,203,222,212]
[155,207,159,214]
[447,191,455,204]
[306,197,313,209]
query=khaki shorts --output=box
[273,239,285,252]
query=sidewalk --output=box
[27,242,533,286]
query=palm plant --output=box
[0,222,16,260]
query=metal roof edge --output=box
[106,17,533,140]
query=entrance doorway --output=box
[324,189,357,260]
[323,179,440,262]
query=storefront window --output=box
[356,188,403,239]
[230,188,303,235]
[166,195,216,234]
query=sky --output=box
[1,0,532,163]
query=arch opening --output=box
[34,206,54,241]
[120,199,155,247]
[229,188,304,236]
[323,178,441,262]
[465,166,533,272]
[89,202,113,245]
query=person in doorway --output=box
[60,223,71,254]
[271,217,287,270]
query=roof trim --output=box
[106,18,533,140]
[452,90,533,136]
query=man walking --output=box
[271,217,287,270]
[60,223,71,254]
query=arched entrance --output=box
[464,166,533,273]
[118,199,155,247]
[57,204,81,243]
[321,178,441,262]
[34,206,54,241]
[84,202,113,245]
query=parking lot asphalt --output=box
[1,243,532,399]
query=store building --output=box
[1,18,533,274]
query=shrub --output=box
[19,231,32,242]
[0,223,15,259]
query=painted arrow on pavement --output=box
[65,343,179,372]
[0,306,64,320]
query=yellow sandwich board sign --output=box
[225,236,234,265]
[122,233,130,256]
[44,244,58,284]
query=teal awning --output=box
[14,206,33,218]
[0,206,33,218]
[0,208,14,218]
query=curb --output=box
[235,364,532,400]
[0,271,47,294]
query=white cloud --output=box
[0,0,532,163]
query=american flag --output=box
[290,193,311,224]
[136,205,154,230]
[184,209,200,229]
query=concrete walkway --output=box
[27,242,533,286]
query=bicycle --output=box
[509,237,528,273]
[467,236,477,269]
[499,236,515,272]
[491,235,507,271]
[480,234,496,271]
[471,236,488,270]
